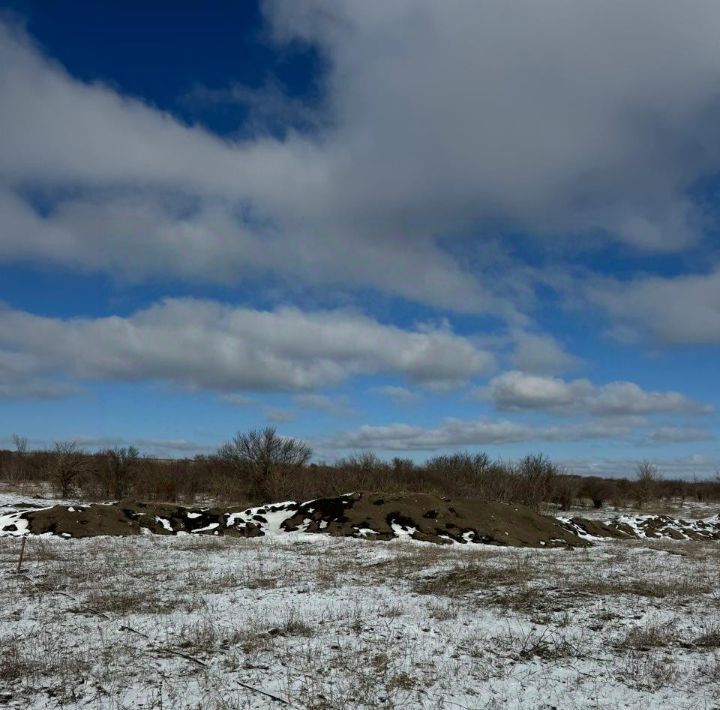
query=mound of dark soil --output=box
[2,493,588,547]
[280,492,584,547]
[562,514,720,541]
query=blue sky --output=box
[0,1,718,478]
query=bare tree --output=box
[51,441,86,498]
[217,427,312,501]
[580,477,613,509]
[635,460,661,508]
[6,434,29,483]
[336,451,386,472]
[514,453,559,510]
[391,457,414,474]
[101,446,140,500]
[12,434,28,455]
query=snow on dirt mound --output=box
[0,492,586,547]
[559,513,720,541]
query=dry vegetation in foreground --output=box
[1,532,720,709]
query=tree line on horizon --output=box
[1,428,719,510]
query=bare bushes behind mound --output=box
[2,433,720,509]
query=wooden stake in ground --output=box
[16,536,26,573]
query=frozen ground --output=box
[0,491,79,513]
[2,520,720,709]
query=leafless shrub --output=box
[551,473,578,510]
[514,454,560,510]
[5,437,720,510]
[11,434,28,455]
[577,476,614,508]
[635,460,661,508]
[99,446,140,499]
[2,434,29,484]
[49,441,87,497]
[217,427,312,500]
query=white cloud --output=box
[0,187,494,313]
[268,0,720,251]
[0,299,494,395]
[485,372,585,410]
[0,349,77,400]
[587,268,720,345]
[2,4,720,315]
[509,331,581,375]
[0,20,499,314]
[590,382,711,416]
[326,417,637,452]
[483,371,710,416]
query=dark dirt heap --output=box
[1,492,586,547]
[561,513,720,541]
[6,493,717,545]
[280,493,584,547]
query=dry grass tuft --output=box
[414,557,532,597]
[620,622,676,650]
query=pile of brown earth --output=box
[560,513,720,541]
[3,493,717,545]
[0,492,586,548]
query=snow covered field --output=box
[2,520,720,709]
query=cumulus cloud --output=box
[0,19,500,314]
[268,0,720,250]
[3,4,720,315]
[483,371,711,416]
[0,350,77,400]
[0,187,493,313]
[508,331,581,375]
[590,382,711,416]
[0,299,494,394]
[587,268,720,345]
